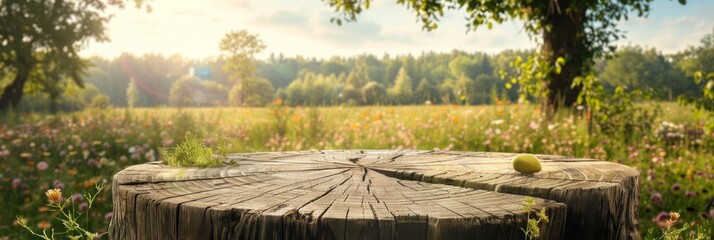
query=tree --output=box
[599,46,685,99]
[346,63,371,88]
[323,0,685,111]
[220,30,266,83]
[126,79,140,108]
[219,30,272,107]
[415,78,439,104]
[388,67,413,105]
[169,76,203,108]
[228,77,275,107]
[677,28,714,114]
[361,81,387,105]
[0,0,126,112]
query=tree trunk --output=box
[542,0,587,114]
[0,68,30,113]
[110,150,640,240]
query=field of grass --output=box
[1,102,712,239]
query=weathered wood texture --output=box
[110,150,639,240]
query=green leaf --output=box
[556,57,565,65]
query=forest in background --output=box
[13,27,713,112]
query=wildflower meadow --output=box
[1,102,713,239]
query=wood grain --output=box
[110,150,639,240]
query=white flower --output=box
[491,119,505,125]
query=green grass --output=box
[0,103,712,239]
[159,132,221,167]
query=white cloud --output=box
[80,0,713,60]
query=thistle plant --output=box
[16,183,107,240]
[521,196,550,240]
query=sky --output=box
[81,0,714,60]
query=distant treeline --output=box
[17,46,706,111]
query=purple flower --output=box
[653,211,669,222]
[36,161,49,171]
[53,179,64,189]
[685,191,697,197]
[651,192,663,205]
[71,193,84,203]
[672,183,681,191]
[78,202,88,212]
[87,159,97,167]
[104,212,113,221]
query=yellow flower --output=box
[45,188,63,204]
[669,212,680,222]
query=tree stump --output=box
[110,150,639,240]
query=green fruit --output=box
[512,154,542,173]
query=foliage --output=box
[502,54,563,105]
[321,0,682,111]
[69,47,708,110]
[599,47,689,99]
[16,184,107,240]
[168,76,230,108]
[361,81,387,105]
[19,83,110,112]
[645,212,711,240]
[220,30,266,83]
[521,196,549,240]
[160,132,221,167]
[0,0,114,111]
[228,77,275,107]
[388,67,413,105]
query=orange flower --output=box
[67,168,78,175]
[37,220,51,229]
[274,98,283,106]
[84,180,95,188]
[45,188,63,204]
[38,206,49,213]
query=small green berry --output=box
[512,154,542,173]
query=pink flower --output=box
[652,211,669,222]
[671,183,681,191]
[36,161,49,171]
[651,192,663,205]
[71,193,84,203]
[78,202,88,212]
[52,179,64,189]
[104,212,113,221]
[11,178,21,187]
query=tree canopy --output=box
[0,0,127,112]
[322,0,685,112]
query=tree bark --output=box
[542,0,587,114]
[0,67,30,113]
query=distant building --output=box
[189,65,211,80]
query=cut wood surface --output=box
[110,150,640,240]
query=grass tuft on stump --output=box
[160,132,221,167]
